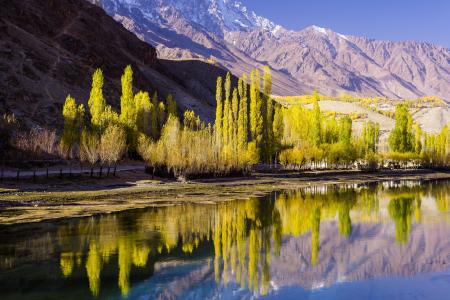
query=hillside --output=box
[0,0,236,128]
[94,0,450,101]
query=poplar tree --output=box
[311,90,322,147]
[223,89,231,150]
[250,69,263,158]
[150,91,158,139]
[158,101,166,130]
[263,66,274,162]
[120,65,135,128]
[338,116,352,145]
[231,88,239,153]
[414,124,422,154]
[88,68,106,129]
[362,121,380,154]
[215,76,223,147]
[389,104,414,152]
[61,95,85,157]
[272,104,284,157]
[225,72,231,108]
[237,74,248,154]
[166,94,177,117]
[135,91,152,136]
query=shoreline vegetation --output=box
[0,169,449,226]
[0,64,449,225]
[1,65,449,181]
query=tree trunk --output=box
[90,167,94,178]
[99,165,103,178]
[107,166,110,177]
[16,170,20,181]
[113,165,117,177]
[33,170,36,182]
[60,169,63,179]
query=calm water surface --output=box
[0,180,450,299]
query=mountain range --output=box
[93,0,450,101]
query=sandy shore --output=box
[0,169,449,226]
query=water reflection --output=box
[0,180,449,299]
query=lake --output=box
[0,179,449,299]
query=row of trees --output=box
[60,66,176,174]
[61,65,449,177]
[277,91,382,169]
[385,103,450,168]
[137,67,280,177]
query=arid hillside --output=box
[0,0,237,128]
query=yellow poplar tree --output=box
[119,65,135,128]
[61,95,85,157]
[135,91,152,136]
[215,76,223,148]
[88,68,106,129]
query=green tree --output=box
[88,69,106,129]
[237,75,248,154]
[311,90,322,147]
[362,121,380,154]
[263,66,274,162]
[272,104,284,157]
[338,116,352,145]
[135,91,152,136]
[215,76,223,148]
[249,69,263,159]
[414,123,422,154]
[150,91,159,139]
[389,104,414,152]
[119,65,135,128]
[61,95,85,157]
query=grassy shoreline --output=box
[0,169,449,226]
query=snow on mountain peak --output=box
[107,0,282,35]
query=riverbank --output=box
[0,169,449,226]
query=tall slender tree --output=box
[215,76,223,148]
[311,90,322,147]
[119,65,135,128]
[88,69,106,129]
[135,91,152,136]
[61,95,84,157]
[166,94,177,118]
[263,66,274,162]
[389,104,414,152]
[150,91,159,139]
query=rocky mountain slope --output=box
[0,0,236,127]
[94,0,450,101]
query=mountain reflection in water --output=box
[0,180,449,299]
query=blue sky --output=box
[241,0,450,48]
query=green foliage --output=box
[134,91,152,137]
[389,104,414,153]
[88,69,106,129]
[215,76,223,147]
[119,65,135,128]
[61,95,84,157]
[311,90,322,147]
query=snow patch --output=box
[312,25,327,35]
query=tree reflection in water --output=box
[1,180,449,298]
